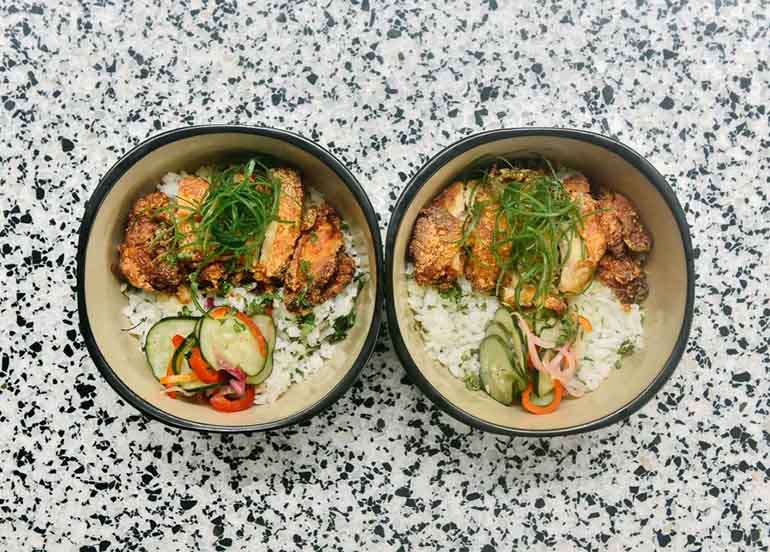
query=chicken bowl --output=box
[78,126,383,432]
[385,128,694,436]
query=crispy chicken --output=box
[597,255,649,304]
[559,174,607,294]
[408,181,466,290]
[253,167,304,283]
[117,192,185,292]
[283,205,355,313]
[499,273,567,315]
[175,176,209,262]
[598,191,652,256]
[465,184,508,293]
[595,190,652,303]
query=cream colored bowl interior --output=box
[392,136,687,432]
[84,133,378,427]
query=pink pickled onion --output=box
[221,363,247,397]
[514,313,551,371]
[205,297,215,309]
[514,313,556,349]
[560,345,577,381]
[540,345,579,393]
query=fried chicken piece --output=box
[198,262,227,290]
[597,255,649,304]
[598,191,652,256]
[408,181,466,290]
[301,206,317,232]
[175,176,210,262]
[315,253,356,305]
[118,192,185,292]
[465,184,508,293]
[283,205,349,313]
[498,273,567,314]
[559,175,607,294]
[253,167,304,283]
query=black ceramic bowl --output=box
[78,125,383,432]
[386,128,694,436]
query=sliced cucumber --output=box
[528,390,555,407]
[493,307,517,336]
[537,364,555,397]
[199,309,266,376]
[145,317,199,380]
[508,323,528,381]
[485,321,511,344]
[170,334,216,391]
[246,315,276,385]
[479,335,516,405]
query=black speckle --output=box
[602,85,614,104]
[732,371,750,383]
[656,532,671,547]
[180,499,197,510]
[60,137,75,152]
[659,96,675,110]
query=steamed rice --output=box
[406,265,644,395]
[122,171,368,405]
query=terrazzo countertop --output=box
[2,1,769,550]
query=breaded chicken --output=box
[597,255,649,304]
[315,252,356,305]
[465,184,508,293]
[283,205,350,313]
[253,167,304,283]
[408,181,466,290]
[598,191,652,256]
[558,175,607,294]
[118,192,185,292]
[175,176,209,262]
[198,262,227,289]
[498,273,567,314]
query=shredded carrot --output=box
[521,381,563,415]
[159,373,198,386]
[164,334,188,399]
[577,315,592,332]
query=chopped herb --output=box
[354,272,367,294]
[310,231,318,243]
[179,305,193,317]
[617,339,635,356]
[327,312,356,343]
[298,313,316,338]
[300,259,311,277]
[218,280,233,297]
[614,359,623,370]
[246,292,276,316]
[464,372,481,391]
[340,220,350,231]
[233,320,246,333]
[556,310,578,347]
[296,287,312,310]
[439,283,463,304]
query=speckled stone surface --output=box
[2,0,769,550]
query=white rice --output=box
[406,266,644,396]
[121,171,368,405]
[568,282,644,394]
[405,267,499,381]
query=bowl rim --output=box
[385,127,695,437]
[77,124,384,433]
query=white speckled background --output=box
[2,0,769,550]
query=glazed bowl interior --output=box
[389,132,691,435]
[81,130,380,430]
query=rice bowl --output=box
[385,128,693,436]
